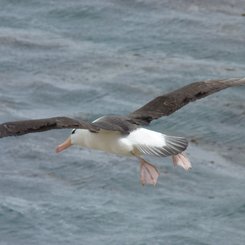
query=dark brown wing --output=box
[129,78,245,125]
[1,78,245,138]
[92,115,138,134]
[0,116,99,138]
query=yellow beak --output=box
[56,137,72,153]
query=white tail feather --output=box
[126,128,188,157]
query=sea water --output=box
[0,1,245,244]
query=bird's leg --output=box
[172,152,192,171]
[139,157,160,186]
[131,154,159,186]
[130,150,160,185]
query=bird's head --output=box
[55,129,77,153]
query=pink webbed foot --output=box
[139,158,160,186]
[172,152,192,171]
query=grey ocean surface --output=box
[0,0,245,244]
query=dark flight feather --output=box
[129,78,245,125]
[92,116,138,134]
[0,117,99,138]
[0,78,244,138]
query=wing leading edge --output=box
[129,78,245,125]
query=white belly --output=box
[71,129,133,156]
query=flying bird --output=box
[1,78,245,185]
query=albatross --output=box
[1,78,245,185]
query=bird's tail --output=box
[128,128,188,157]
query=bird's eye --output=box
[71,129,76,134]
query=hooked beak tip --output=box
[55,137,72,153]
[55,145,63,153]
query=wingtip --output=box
[205,77,245,86]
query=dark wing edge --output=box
[0,116,99,138]
[92,115,138,134]
[129,78,245,125]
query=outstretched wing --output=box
[1,78,244,138]
[0,117,99,138]
[129,78,245,125]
